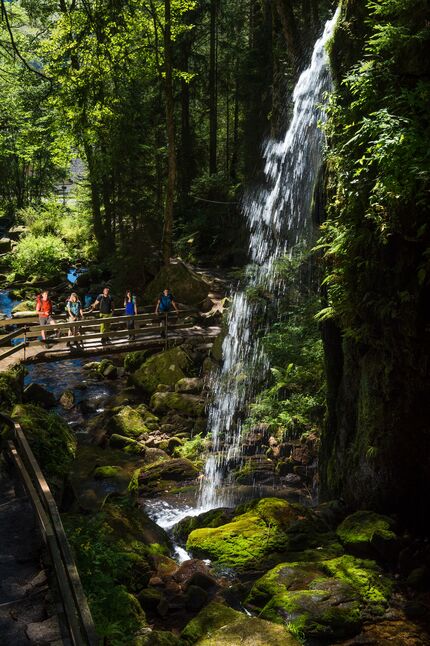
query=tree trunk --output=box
[162,0,176,266]
[274,0,302,69]
[209,0,218,175]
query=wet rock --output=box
[150,392,205,417]
[59,389,75,410]
[132,346,192,394]
[233,455,276,485]
[0,237,12,253]
[23,383,56,408]
[137,587,164,611]
[175,377,204,394]
[336,510,398,560]
[151,554,179,580]
[174,559,209,585]
[103,363,118,379]
[156,383,174,393]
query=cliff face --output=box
[319,0,430,528]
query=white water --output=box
[199,11,339,511]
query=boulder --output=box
[180,601,298,646]
[173,508,236,544]
[175,377,204,394]
[109,406,151,439]
[132,346,192,394]
[11,404,76,485]
[23,383,56,408]
[11,299,36,313]
[150,392,205,417]
[186,497,337,571]
[94,465,123,480]
[144,259,210,308]
[136,458,199,496]
[246,554,394,640]
[336,511,398,560]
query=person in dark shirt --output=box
[155,289,178,315]
[91,286,114,344]
[124,289,137,340]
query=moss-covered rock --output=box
[135,630,181,645]
[175,377,204,394]
[246,554,393,640]
[110,433,146,454]
[11,403,76,484]
[132,346,192,394]
[144,259,210,308]
[180,601,299,646]
[124,350,149,373]
[136,458,199,496]
[336,510,397,559]
[180,601,242,645]
[186,498,331,571]
[150,391,205,417]
[94,465,123,479]
[109,406,151,438]
[173,508,235,544]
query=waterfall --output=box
[199,10,339,511]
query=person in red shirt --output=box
[36,290,56,342]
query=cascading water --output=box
[199,10,339,511]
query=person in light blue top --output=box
[124,289,137,340]
[66,292,83,347]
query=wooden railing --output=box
[0,309,197,361]
[0,412,98,646]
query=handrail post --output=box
[24,326,27,361]
[164,312,168,350]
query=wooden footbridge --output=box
[0,307,221,644]
[0,306,220,371]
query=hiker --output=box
[36,291,56,343]
[155,289,179,316]
[66,292,83,347]
[91,287,114,344]
[124,289,137,340]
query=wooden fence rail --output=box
[0,412,98,646]
[0,309,197,361]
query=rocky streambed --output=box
[1,340,428,645]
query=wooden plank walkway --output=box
[0,455,65,645]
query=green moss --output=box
[321,555,393,612]
[180,601,241,645]
[186,498,315,571]
[110,434,145,454]
[94,465,123,479]
[0,366,24,411]
[336,511,396,553]
[135,630,181,645]
[132,346,192,394]
[137,458,199,496]
[124,350,148,373]
[94,585,147,645]
[150,391,205,417]
[11,403,76,484]
[109,406,151,438]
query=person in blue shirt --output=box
[155,289,178,315]
[124,289,137,340]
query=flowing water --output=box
[199,10,339,511]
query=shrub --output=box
[11,233,70,278]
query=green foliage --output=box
[174,433,205,462]
[244,253,325,440]
[320,0,430,343]
[10,233,70,279]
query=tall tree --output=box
[162,0,176,265]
